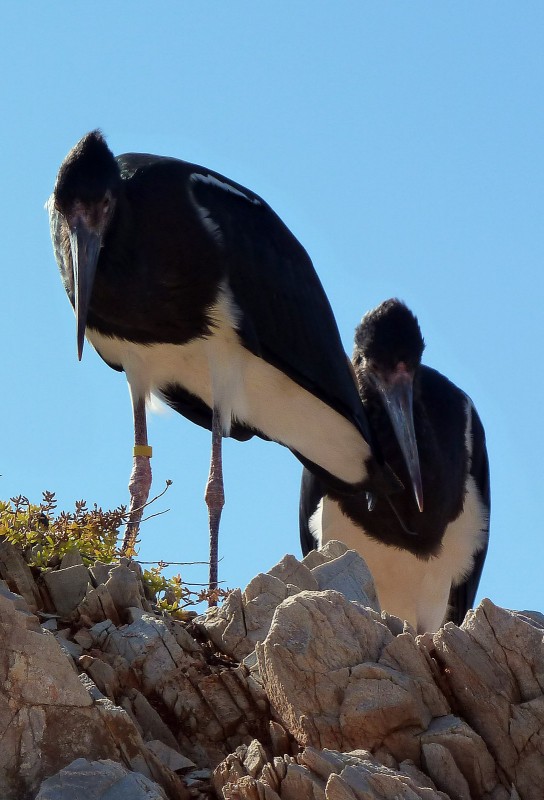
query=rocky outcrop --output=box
[214,744,454,799]
[251,590,506,799]
[198,542,381,661]
[0,582,188,800]
[0,541,541,799]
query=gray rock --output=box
[43,564,90,618]
[104,563,144,615]
[93,609,270,768]
[420,714,498,797]
[300,549,328,569]
[185,768,212,786]
[79,656,120,700]
[243,650,258,670]
[56,636,83,663]
[35,758,168,799]
[242,738,268,777]
[0,580,41,627]
[433,599,544,800]
[121,688,181,752]
[90,561,114,586]
[267,554,319,591]
[200,547,382,663]
[311,549,379,609]
[79,672,108,702]
[73,628,94,649]
[77,582,121,626]
[320,539,348,559]
[3,536,543,800]
[94,613,184,679]
[0,594,92,708]
[89,618,117,647]
[422,742,471,800]
[515,610,544,629]
[215,744,450,800]
[243,572,288,606]
[59,547,85,569]
[197,588,250,660]
[0,588,187,800]
[0,540,42,612]
[145,739,195,772]
[242,573,291,649]
[169,620,202,653]
[126,605,148,623]
[256,590,395,751]
[269,719,291,758]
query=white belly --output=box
[316,477,487,633]
[86,290,371,486]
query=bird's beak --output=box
[67,215,101,360]
[373,366,424,512]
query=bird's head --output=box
[354,299,425,512]
[53,130,120,359]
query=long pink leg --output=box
[205,408,224,606]
[121,397,152,555]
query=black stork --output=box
[48,130,395,597]
[300,299,490,632]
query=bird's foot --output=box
[121,455,152,556]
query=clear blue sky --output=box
[1,4,542,613]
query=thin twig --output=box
[122,479,173,518]
[136,559,211,567]
[173,581,228,588]
[139,508,170,523]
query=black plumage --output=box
[300,299,490,632]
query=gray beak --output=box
[68,218,101,360]
[374,367,424,512]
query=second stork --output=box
[300,299,490,632]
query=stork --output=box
[49,130,395,598]
[300,299,490,632]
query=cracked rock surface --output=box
[197,542,381,661]
[0,541,542,800]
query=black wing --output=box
[188,172,374,446]
[447,400,490,625]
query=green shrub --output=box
[0,492,228,615]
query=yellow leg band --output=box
[134,445,153,458]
